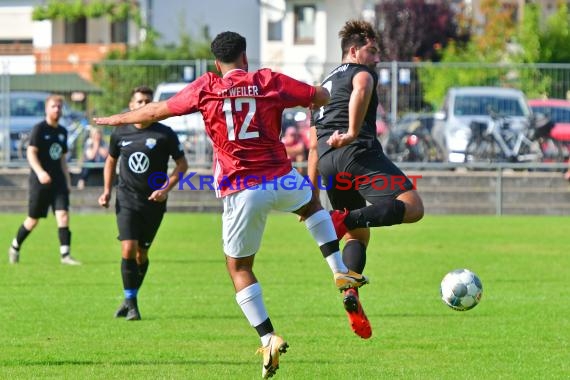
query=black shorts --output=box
[318,146,414,211]
[28,183,69,218]
[115,201,165,249]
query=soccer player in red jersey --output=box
[95,31,368,378]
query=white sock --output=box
[236,283,270,344]
[11,238,19,249]
[261,333,272,347]
[326,254,348,273]
[305,210,348,274]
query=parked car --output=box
[527,98,570,143]
[0,91,88,161]
[153,82,211,163]
[153,82,205,136]
[432,87,532,163]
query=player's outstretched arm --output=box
[93,101,172,127]
[311,86,330,108]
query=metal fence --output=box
[377,61,570,124]
[3,60,570,169]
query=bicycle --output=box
[464,112,564,164]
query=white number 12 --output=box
[223,98,259,141]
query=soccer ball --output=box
[440,269,483,311]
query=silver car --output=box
[0,91,87,161]
[432,87,532,163]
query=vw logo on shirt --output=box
[128,152,150,173]
[49,143,63,160]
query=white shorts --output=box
[222,169,312,258]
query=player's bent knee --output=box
[404,201,424,223]
[24,217,39,230]
[294,198,322,220]
[399,190,424,223]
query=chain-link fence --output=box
[2,60,570,168]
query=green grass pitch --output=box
[0,213,568,379]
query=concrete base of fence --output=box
[1,168,569,215]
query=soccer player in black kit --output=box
[98,86,188,320]
[308,20,424,339]
[8,94,81,265]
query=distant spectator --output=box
[77,126,108,189]
[281,126,306,174]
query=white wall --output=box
[271,0,370,84]
[147,0,261,63]
[0,56,35,74]
[0,4,38,74]
[0,5,34,39]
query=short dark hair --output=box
[210,31,246,63]
[131,86,153,98]
[339,19,378,58]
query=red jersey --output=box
[166,68,315,197]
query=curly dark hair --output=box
[339,19,378,58]
[211,31,247,63]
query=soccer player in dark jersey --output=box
[97,86,188,321]
[94,31,368,379]
[8,94,81,265]
[309,20,425,339]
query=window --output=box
[111,20,128,43]
[267,20,282,41]
[294,5,315,44]
[454,96,524,117]
[532,106,570,123]
[64,18,87,43]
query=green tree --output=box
[419,0,517,108]
[90,39,212,115]
[535,2,570,98]
[538,2,570,63]
[90,23,213,116]
[510,3,550,98]
[512,3,570,98]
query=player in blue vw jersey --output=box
[98,86,188,320]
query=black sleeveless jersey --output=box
[313,63,381,158]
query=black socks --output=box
[342,240,367,274]
[14,224,31,248]
[344,199,405,229]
